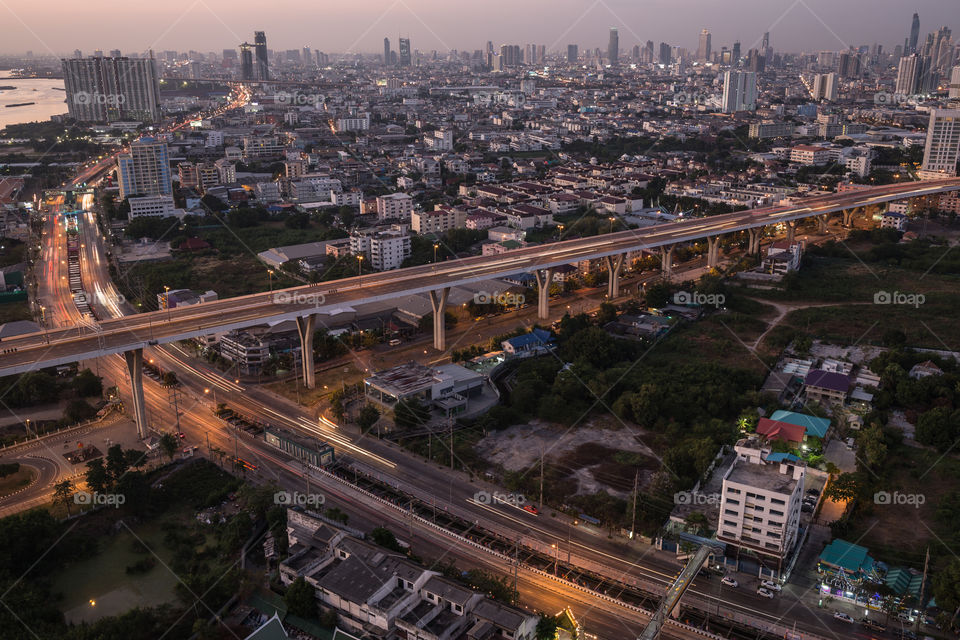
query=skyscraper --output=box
[838,52,860,78]
[384,37,391,65]
[697,29,712,62]
[399,38,411,67]
[811,73,839,102]
[950,66,960,99]
[61,54,162,123]
[239,44,254,80]
[608,28,619,65]
[909,13,920,54]
[254,31,269,81]
[732,41,741,66]
[896,54,932,96]
[919,109,960,179]
[117,137,172,199]
[568,44,578,64]
[659,42,671,65]
[721,70,757,112]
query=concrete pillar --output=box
[296,314,317,389]
[785,220,797,245]
[748,228,763,255]
[534,269,553,320]
[429,287,450,351]
[604,254,625,299]
[817,214,828,234]
[660,246,675,279]
[123,348,147,439]
[706,236,721,269]
[842,208,854,227]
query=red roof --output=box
[756,418,805,444]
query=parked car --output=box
[834,612,855,623]
[760,580,782,592]
[522,505,539,515]
[757,588,775,599]
[720,577,738,588]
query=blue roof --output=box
[765,452,801,463]
[504,329,554,349]
[770,410,831,438]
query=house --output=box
[818,539,875,583]
[755,418,806,447]
[502,329,554,356]
[761,240,803,275]
[908,360,943,379]
[768,410,831,440]
[804,369,851,406]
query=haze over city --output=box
[0,0,958,54]
[1,2,960,640]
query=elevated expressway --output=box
[1,177,959,438]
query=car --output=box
[801,505,814,513]
[834,612,855,623]
[757,588,775,599]
[522,505,539,515]
[720,577,738,588]
[862,619,886,632]
[760,580,782,592]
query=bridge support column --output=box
[706,236,721,269]
[817,214,828,234]
[747,227,763,255]
[842,208,855,227]
[296,314,317,389]
[785,220,797,245]
[429,287,450,351]
[604,254,625,299]
[534,269,553,320]
[660,246,675,279]
[123,348,147,439]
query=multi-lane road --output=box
[2,176,959,377]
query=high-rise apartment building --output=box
[697,29,712,62]
[895,53,935,96]
[254,31,269,80]
[61,55,162,123]
[721,70,757,113]
[908,12,920,54]
[383,38,391,65]
[239,44,254,80]
[919,109,960,179]
[811,73,839,102]
[117,137,172,199]
[608,28,619,65]
[659,42,671,65]
[399,38,411,67]
[949,66,960,99]
[567,44,578,64]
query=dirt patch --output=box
[476,419,660,498]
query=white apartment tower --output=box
[919,109,960,179]
[61,55,162,122]
[117,137,172,199]
[721,71,757,113]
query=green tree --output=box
[73,368,103,397]
[85,458,110,494]
[824,472,861,502]
[106,444,129,483]
[370,526,404,552]
[394,397,430,430]
[357,404,381,433]
[159,433,179,461]
[536,615,558,640]
[285,577,317,618]
[53,479,74,515]
[64,399,97,423]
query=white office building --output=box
[127,194,185,220]
[919,109,960,179]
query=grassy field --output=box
[54,509,189,624]
[0,466,36,497]
[843,445,960,568]
[0,300,32,325]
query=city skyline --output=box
[0,0,958,57]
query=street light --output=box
[433,243,440,263]
[267,269,274,291]
[163,285,171,321]
[357,254,364,283]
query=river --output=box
[0,76,68,130]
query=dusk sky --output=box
[1,0,957,57]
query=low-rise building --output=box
[804,369,851,406]
[412,205,466,235]
[350,228,411,271]
[364,362,484,409]
[376,193,414,222]
[219,330,271,374]
[880,211,907,231]
[127,194,186,220]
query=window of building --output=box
[771,498,785,505]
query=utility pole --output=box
[630,469,639,539]
[916,546,929,634]
[539,448,544,509]
[513,540,519,604]
[449,416,454,470]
